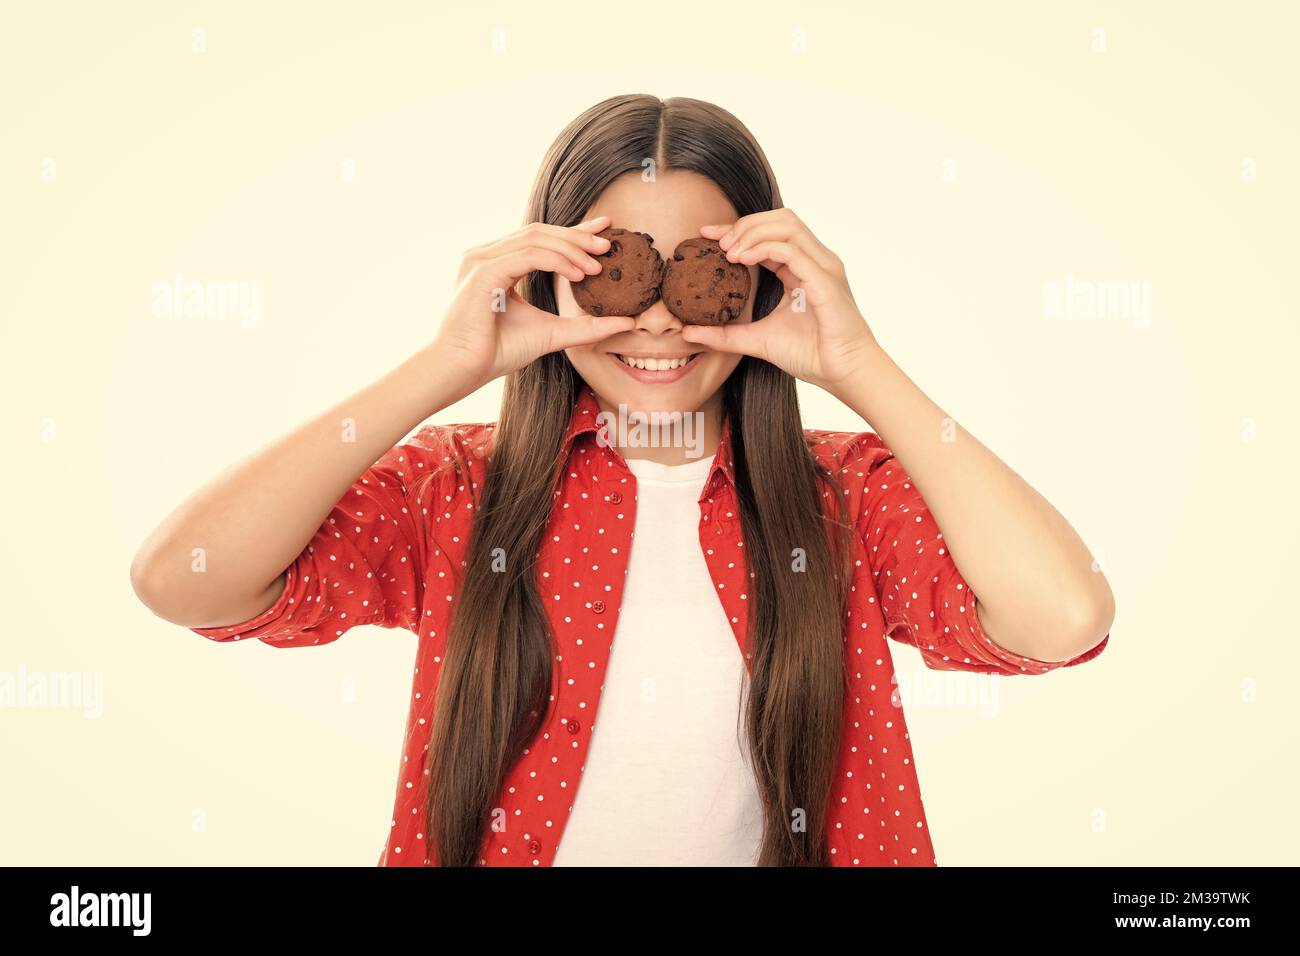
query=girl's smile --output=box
[607,349,705,384]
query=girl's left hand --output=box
[680,209,879,395]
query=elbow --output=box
[129,549,170,618]
[1054,582,1115,661]
[1001,583,1114,665]
[130,546,196,624]
[132,547,284,630]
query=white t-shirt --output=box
[550,451,765,866]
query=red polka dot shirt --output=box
[190,384,1109,865]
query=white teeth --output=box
[617,355,693,371]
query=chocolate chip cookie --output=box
[570,227,665,317]
[660,237,751,325]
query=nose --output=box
[633,297,684,336]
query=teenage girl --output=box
[131,94,1114,867]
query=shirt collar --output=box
[562,383,737,492]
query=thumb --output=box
[680,321,767,360]
[544,313,638,351]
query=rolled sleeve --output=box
[846,432,1109,676]
[189,438,435,649]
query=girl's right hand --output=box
[431,214,635,392]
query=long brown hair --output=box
[421,95,853,866]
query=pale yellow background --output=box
[2,1,1296,866]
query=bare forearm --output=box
[131,343,472,627]
[832,345,1114,661]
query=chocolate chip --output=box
[609,267,622,281]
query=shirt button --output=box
[565,718,581,735]
[527,839,542,855]
[608,491,623,505]
[591,600,606,614]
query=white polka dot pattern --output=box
[189,385,1108,866]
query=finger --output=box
[712,208,790,254]
[531,218,614,252]
[543,313,638,351]
[678,322,770,361]
[481,233,605,277]
[715,209,793,253]
[569,214,612,234]
[765,261,802,292]
[479,218,613,263]
[694,226,805,301]
[722,219,840,274]
[731,240,835,303]
[484,246,589,287]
